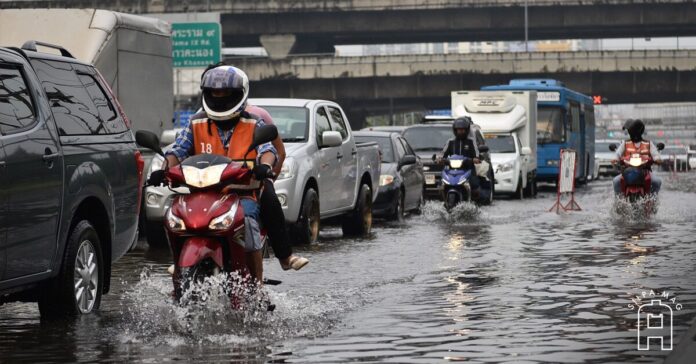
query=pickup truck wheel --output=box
[523,175,537,197]
[145,220,168,248]
[39,220,103,318]
[295,188,320,244]
[513,176,524,200]
[342,184,372,237]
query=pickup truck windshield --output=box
[537,107,565,144]
[485,135,517,153]
[356,136,394,163]
[403,127,451,152]
[262,106,308,143]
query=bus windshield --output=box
[537,107,565,144]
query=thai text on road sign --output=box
[172,22,221,68]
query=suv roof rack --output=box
[21,40,74,58]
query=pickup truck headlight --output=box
[379,174,395,186]
[166,208,186,232]
[209,201,239,231]
[497,161,514,173]
[277,158,296,180]
[148,154,164,179]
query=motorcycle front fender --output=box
[179,237,224,268]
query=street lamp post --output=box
[524,0,529,52]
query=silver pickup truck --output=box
[143,98,380,246]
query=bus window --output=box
[570,102,580,132]
[537,107,565,144]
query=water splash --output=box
[422,200,482,224]
[610,194,659,224]
[117,266,362,347]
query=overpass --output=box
[228,50,696,126]
[3,1,696,56]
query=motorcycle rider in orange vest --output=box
[611,119,662,195]
[152,65,276,284]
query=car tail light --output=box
[135,150,145,212]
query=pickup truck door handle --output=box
[351,149,357,156]
[0,160,5,168]
[337,152,343,160]
[43,149,60,162]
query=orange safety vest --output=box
[623,140,651,159]
[190,116,257,162]
[190,116,259,198]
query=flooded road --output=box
[2,173,696,363]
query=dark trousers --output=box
[260,179,293,260]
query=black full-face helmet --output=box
[626,119,645,142]
[452,117,472,140]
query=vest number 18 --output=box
[201,143,213,153]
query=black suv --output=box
[0,42,143,317]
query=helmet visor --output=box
[203,88,245,113]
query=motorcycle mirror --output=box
[135,130,164,156]
[479,145,490,153]
[608,143,617,152]
[247,125,279,153]
[431,154,437,161]
[657,142,665,151]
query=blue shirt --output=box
[167,113,277,164]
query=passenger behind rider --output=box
[439,117,482,197]
[611,119,662,195]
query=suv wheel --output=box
[39,220,103,318]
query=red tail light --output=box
[135,150,145,213]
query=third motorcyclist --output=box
[612,119,662,196]
[440,117,482,198]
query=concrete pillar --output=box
[260,34,297,59]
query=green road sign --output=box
[172,22,221,68]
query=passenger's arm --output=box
[271,135,286,176]
[650,142,662,165]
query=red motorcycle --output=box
[610,142,664,203]
[136,126,278,305]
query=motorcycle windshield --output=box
[181,154,233,188]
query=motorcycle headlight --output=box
[166,208,186,232]
[498,161,514,173]
[449,160,463,169]
[277,158,296,180]
[148,154,164,179]
[208,201,239,231]
[379,174,395,186]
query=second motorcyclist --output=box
[440,117,482,198]
[612,119,663,196]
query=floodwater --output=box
[2,172,696,363]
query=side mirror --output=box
[608,143,617,152]
[479,145,490,153]
[160,129,178,146]
[135,130,163,156]
[248,125,279,153]
[431,154,437,161]
[321,131,342,148]
[399,155,417,169]
[657,142,665,151]
[521,146,532,155]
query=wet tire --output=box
[144,220,168,248]
[294,187,320,244]
[342,184,373,237]
[39,220,103,318]
[513,176,524,200]
[389,189,405,222]
[523,175,537,198]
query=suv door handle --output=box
[337,152,343,160]
[351,149,357,156]
[43,149,60,162]
[0,160,5,168]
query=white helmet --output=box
[200,65,249,121]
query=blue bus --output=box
[482,79,595,183]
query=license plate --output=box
[425,174,436,185]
